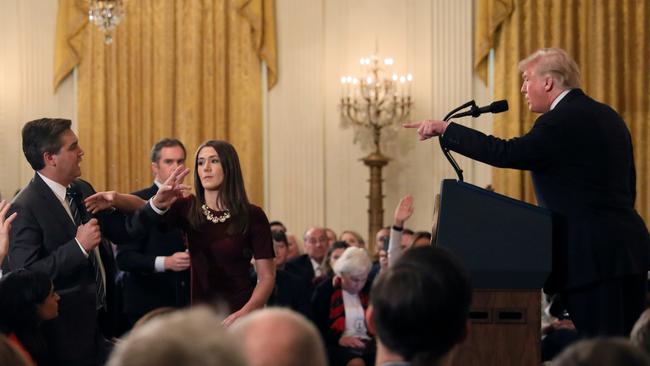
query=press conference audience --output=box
[0,269,60,366]
[107,306,245,366]
[631,308,650,356]
[320,241,351,279]
[267,231,311,317]
[230,308,328,366]
[339,231,365,249]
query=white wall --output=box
[267,0,492,242]
[0,0,76,200]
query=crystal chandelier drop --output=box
[340,55,413,153]
[88,0,125,44]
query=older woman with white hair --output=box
[312,247,375,366]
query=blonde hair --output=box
[518,48,581,89]
[333,247,372,277]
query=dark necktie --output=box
[66,187,106,309]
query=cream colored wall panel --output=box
[0,0,75,200]
[267,0,326,236]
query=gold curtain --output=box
[474,0,650,221]
[53,0,278,205]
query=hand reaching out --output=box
[394,195,414,227]
[0,200,17,264]
[84,191,117,214]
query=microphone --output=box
[452,100,509,118]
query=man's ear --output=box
[544,75,554,92]
[365,305,376,334]
[43,151,57,167]
[151,161,159,177]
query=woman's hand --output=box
[0,200,17,263]
[152,166,191,210]
[222,308,250,327]
[393,195,414,227]
[339,336,366,349]
[84,191,118,213]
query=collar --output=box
[37,172,69,202]
[153,180,162,188]
[550,89,571,110]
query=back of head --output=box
[553,337,650,366]
[0,269,52,333]
[371,246,471,365]
[518,47,581,89]
[230,308,327,366]
[632,309,650,355]
[107,306,245,366]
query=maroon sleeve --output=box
[248,205,274,260]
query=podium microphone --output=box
[452,100,509,118]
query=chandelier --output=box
[340,55,413,153]
[88,0,125,44]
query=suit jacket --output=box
[285,254,316,283]
[116,183,189,321]
[442,89,650,291]
[267,268,312,318]
[6,173,154,365]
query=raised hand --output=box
[164,251,191,272]
[152,166,191,210]
[76,218,101,252]
[0,200,17,263]
[403,120,449,140]
[394,195,414,227]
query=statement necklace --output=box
[201,204,231,223]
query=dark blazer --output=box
[116,183,189,323]
[6,174,153,366]
[267,268,312,318]
[442,89,650,291]
[285,254,316,283]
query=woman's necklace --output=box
[201,204,231,223]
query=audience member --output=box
[286,227,329,285]
[325,228,338,247]
[0,334,31,366]
[340,231,365,249]
[631,308,650,356]
[367,246,471,366]
[107,306,246,366]
[321,241,351,279]
[230,308,327,366]
[388,195,414,266]
[131,307,176,330]
[553,337,650,366]
[313,247,375,366]
[270,220,287,233]
[116,138,190,329]
[372,227,391,274]
[286,233,301,260]
[0,269,60,365]
[267,231,311,317]
[410,231,432,248]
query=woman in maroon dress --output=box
[88,140,275,326]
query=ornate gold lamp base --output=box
[362,151,389,251]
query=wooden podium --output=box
[435,180,552,366]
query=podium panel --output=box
[452,289,541,366]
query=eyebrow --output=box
[198,155,218,159]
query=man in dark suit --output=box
[7,118,152,366]
[267,230,311,317]
[116,138,190,328]
[405,48,650,337]
[285,227,328,285]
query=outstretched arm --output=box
[222,258,275,327]
[85,191,146,214]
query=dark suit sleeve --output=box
[95,201,163,245]
[442,115,563,171]
[7,202,87,280]
[115,240,157,273]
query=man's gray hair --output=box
[518,47,581,89]
[631,308,650,355]
[333,247,372,277]
[107,306,246,366]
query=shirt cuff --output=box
[76,238,89,258]
[149,199,169,215]
[154,256,166,272]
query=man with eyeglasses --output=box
[285,227,329,288]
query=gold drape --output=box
[475,0,650,221]
[54,0,278,205]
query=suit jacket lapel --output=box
[32,173,77,234]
